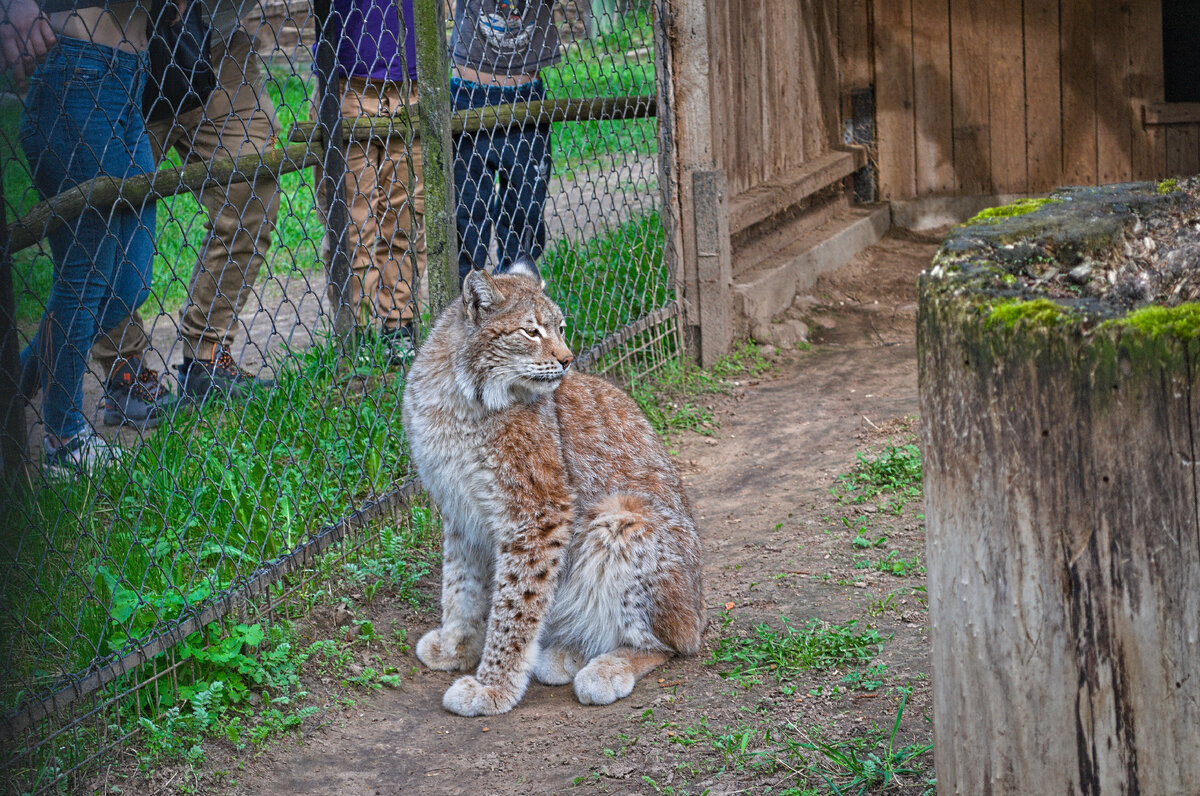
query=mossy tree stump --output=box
[919,183,1200,794]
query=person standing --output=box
[91,0,279,421]
[318,0,424,363]
[7,0,159,473]
[449,0,560,280]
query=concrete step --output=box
[732,204,891,328]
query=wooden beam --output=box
[728,148,865,236]
[1143,103,1200,126]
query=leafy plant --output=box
[837,444,922,508]
[788,694,933,794]
[707,616,887,688]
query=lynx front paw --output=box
[416,627,482,672]
[574,658,636,706]
[443,675,521,717]
[532,647,585,686]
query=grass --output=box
[707,616,887,691]
[542,9,658,180]
[835,444,922,510]
[628,340,771,439]
[0,332,430,714]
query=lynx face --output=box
[458,267,575,411]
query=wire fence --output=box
[0,0,679,790]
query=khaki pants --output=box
[318,76,425,329]
[92,30,280,369]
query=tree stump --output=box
[919,183,1200,794]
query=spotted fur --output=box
[402,268,705,716]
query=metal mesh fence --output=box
[0,0,679,790]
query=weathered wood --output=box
[873,0,916,199]
[1144,102,1200,126]
[987,0,1027,193]
[949,0,989,194]
[1061,0,1098,185]
[1130,5,1167,179]
[728,149,864,236]
[921,290,1200,793]
[691,171,732,368]
[414,0,458,312]
[1023,0,1063,192]
[6,144,318,255]
[911,0,953,196]
[1095,1,1133,184]
[920,190,1200,793]
[288,95,658,144]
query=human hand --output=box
[0,0,55,90]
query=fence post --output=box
[413,0,459,317]
[691,170,732,367]
[0,168,26,489]
[313,0,355,348]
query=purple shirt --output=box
[325,0,418,82]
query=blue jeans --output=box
[18,37,156,439]
[452,78,551,279]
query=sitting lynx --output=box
[402,261,705,717]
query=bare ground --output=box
[101,229,941,796]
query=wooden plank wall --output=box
[872,0,1187,201]
[709,0,843,197]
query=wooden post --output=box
[919,191,1200,793]
[313,0,354,348]
[660,0,727,365]
[691,171,732,367]
[413,0,459,317]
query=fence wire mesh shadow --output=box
[0,0,679,791]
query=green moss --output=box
[1110,303,1200,338]
[966,198,1060,226]
[1156,178,1179,195]
[987,298,1074,329]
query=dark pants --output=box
[452,77,551,280]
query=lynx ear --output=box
[506,255,546,289]
[462,269,506,324]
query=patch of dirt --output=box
[105,229,940,796]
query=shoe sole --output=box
[103,409,167,429]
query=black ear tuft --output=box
[507,255,546,289]
[462,269,506,324]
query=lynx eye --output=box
[518,327,542,340]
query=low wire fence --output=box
[0,0,680,790]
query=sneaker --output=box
[43,428,124,479]
[380,323,415,366]
[103,357,173,428]
[179,345,274,402]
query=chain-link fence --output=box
[0,0,678,790]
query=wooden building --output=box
[662,0,1198,361]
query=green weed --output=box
[707,616,886,689]
[836,444,922,508]
[854,551,924,578]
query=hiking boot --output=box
[43,428,124,479]
[179,345,274,402]
[380,323,415,366]
[103,357,173,428]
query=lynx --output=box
[402,261,705,717]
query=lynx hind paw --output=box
[574,657,636,706]
[443,675,521,717]
[416,627,481,672]
[533,647,585,686]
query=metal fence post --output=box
[413,0,459,317]
[0,168,26,490]
[314,0,355,349]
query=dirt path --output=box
[112,229,939,795]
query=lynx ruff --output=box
[402,261,705,717]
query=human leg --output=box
[17,39,152,467]
[176,30,280,399]
[452,79,501,280]
[495,82,550,270]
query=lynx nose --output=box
[558,351,575,370]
